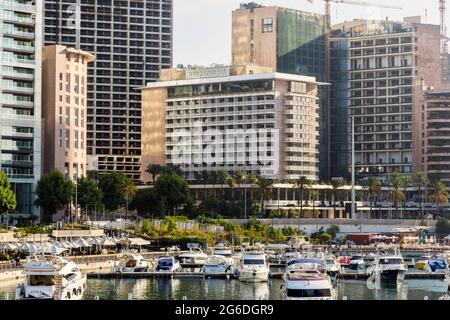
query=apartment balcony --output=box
[2,69,33,81]
[1,56,35,66]
[3,29,34,40]
[0,160,33,167]
[3,0,36,13]
[1,98,33,108]
[2,13,35,26]
[2,42,35,54]
[2,85,33,95]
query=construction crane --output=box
[306,0,403,28]
[440,0,449,82]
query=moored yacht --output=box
[116,252,149,273]
[282,258,335,300]
[428,255,448,273]
[237,250,270,283]
[154,256,181,272]
[368,254,408,283]
[178,248,208,266]
[324,254,341,278]
[15,247,86,300]
[201,255,235,274]
[348,255,366,272]
[415,255,431,271]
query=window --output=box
[262,18,273,33]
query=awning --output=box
[122,238,151,246]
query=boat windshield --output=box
[380,258,403,265]
[243,259,265,265]
[29,275,55,286]
[158,259,173,267]
[287,288,331,298]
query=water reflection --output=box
[0,278,447,300]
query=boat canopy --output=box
[287,258,325,266]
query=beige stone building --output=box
[42,45,95,181]
[141,65,322,183]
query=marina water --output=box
[0,278,447,300]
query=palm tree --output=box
[145,164,163,183]
[389,172,408,219]
[201,170,209,198]
[121,178,137,219]
[429,181,449,218]
[310,190,319,219]
[218,169,228,198]
[367,176,381,219]
[413,171,429,220]
[234,170,245,199]
[295,177,310,218]
[248,173,258,203]
[255,177,273,216]
[227,177,237,201]
[330,180,344,219]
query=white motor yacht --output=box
[178,247,208,266]
[282,258,336,300]
[238,251,270,283]
[15,247,86,300]
[201,255,235,274]
[154,256,181,272]
[116,252,149,273]
[324,255,341,278]
[367,254,408,283]
[348,255,366,272]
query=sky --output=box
[173,0,442,66]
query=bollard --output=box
[128,293,133,300]
[95,295,99,300]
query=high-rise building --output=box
[330,19,442,181]
[231,3,329,179]
[42,45,95,181]
[140,65,321,182]
[422,91,450,187]
[43,0,173,181]
[0,0,42,220]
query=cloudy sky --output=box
[173,0,442,66]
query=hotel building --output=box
[0,0,42,219]
[140,65,322,182]
[422,91,450,187]
[42,45,95,181]
[231,3,330,179]
[330,17,442,181]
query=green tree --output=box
[145,164,163,183]
[429,181,449,218]
[0,172,16,218]
[130,188,166,217]
[227,176,236,201]
[319,233,332,244]
[435,218,450,237]
[35,171,74,222]
[389,172,408,219]
[367,176,381,219]
[76,176,103,219]
[413,171,429,220]
[154,172,192,216]
[122,177,137,218]
[295,177,310,218]
[218,169,228,198]
[326,225,340,238]
[98,172,127,213]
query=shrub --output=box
[319,233,332,244]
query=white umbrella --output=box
[68,241,80,249]
[0,243,17,250]
[100,238,116,246]
[77,238,92,247]
[90,237,103,245]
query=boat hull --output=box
[380,269,406,282]
[238,270,269,283]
